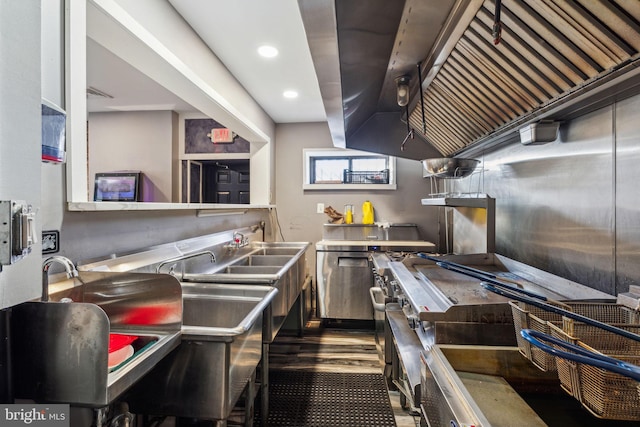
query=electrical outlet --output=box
[42,230,60,254]
[316,203,325,214]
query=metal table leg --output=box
[244,370,255,427]
[261,342,269,426]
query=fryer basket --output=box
[509,301,640,372]
[510,300,567,371]
[546,322,640,420]
[484,281,640,420]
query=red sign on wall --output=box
[208,128,235,144]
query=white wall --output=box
[0,1,42,307]
[88,111,176,202]
[63,0,276,204]
[41,0,64,106]
[275,122,440,278]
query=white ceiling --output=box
[87,0,327,124]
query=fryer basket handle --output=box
[521,328,640,382]
[482,282,640,343]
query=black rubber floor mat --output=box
[256,370,397,427]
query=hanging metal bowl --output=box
[421,158,480,179]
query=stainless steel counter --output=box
[316,239,436,252]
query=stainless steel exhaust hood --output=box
[299,0,640,159]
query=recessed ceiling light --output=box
[283,90,298,99]
[257,45,278,58]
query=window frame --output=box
[302,148,397,190]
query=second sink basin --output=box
[125,283,278,421]
[225,265,282,274]
[180,241,310,342]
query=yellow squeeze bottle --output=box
[344,204,354,224]
[362,200,374,224]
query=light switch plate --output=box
[316,203,325,214]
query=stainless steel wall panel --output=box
[615,95,640,293]
[452,106,616,294]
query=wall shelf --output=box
[421,195,495,254]
[421,195,494,209]
[67,202,273,212]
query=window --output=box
[303,149,397,190]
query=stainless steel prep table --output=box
[316,238,435,320]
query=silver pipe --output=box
[155,250,216,274]
[42,256,78,302]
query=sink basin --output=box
[181,241,310,342]
[245,254,291,266]
[221,255,289,268]
[180,282,277,338]
[225,265,282,274]
[251,247,303,256]
[11,271,182,407]
[125,283,278,421]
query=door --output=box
[182,160,203,203]
[316,251,374,320]
[203,160,250,204]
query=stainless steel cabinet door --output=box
[316,251,373,320]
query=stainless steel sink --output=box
[181,241,310,342]
[125,283,278,421]
[11,271,182,407]
[172,241,310,424]
[78,236,310,343]
[75,235,311,424]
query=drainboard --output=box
[10,271,183,407]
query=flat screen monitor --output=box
[94,172,141,202]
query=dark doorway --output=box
[202,160,250,204]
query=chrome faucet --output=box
[42,256,78,302]
[155,250,216,274]
[226,232,249,249]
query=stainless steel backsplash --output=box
[450,93,640,296]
